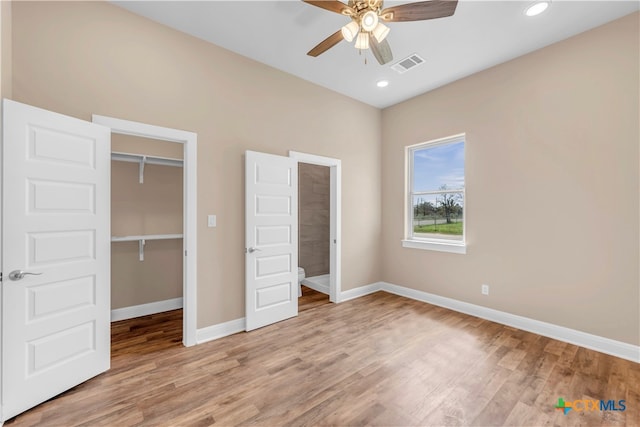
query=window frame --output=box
[403,133,466,254]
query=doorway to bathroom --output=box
[244,150,342,331]
[298,162,330,307]
[290,151,341,308]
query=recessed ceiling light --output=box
[525,1,550,17]
[376,80,389,88]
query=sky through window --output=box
[413,141,464,192]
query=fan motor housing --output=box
[349,0,383,15]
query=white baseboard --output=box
[301,274,330,295]
[189,281,639,363]
[111,297,183,322]
[380,282,640,363]
[193,281,384,345]
[196,317,245,344]
[338,282,382,302]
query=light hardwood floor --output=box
[298,285,330,312]
[6,290,639,426]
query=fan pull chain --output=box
[358,48,368,66]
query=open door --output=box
[1,100,111,421]
[245,151,298,331]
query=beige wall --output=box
[299,163,330,278]
[0,0,11,100]
[111,161,183,236]
[111,238,183,309]
[9,2,637,346]
[381,13,639,346]
[10,1,382,328]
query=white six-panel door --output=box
[1,100,111,421]
[245,151,298,331]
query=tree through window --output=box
[407,134,465,246]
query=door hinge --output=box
[0,272,3,282]
[185,250,187,256]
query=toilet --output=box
[297,267,305,297]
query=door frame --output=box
[289,151,341,303]
[92,115,198,347]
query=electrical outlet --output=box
[481,284,489,295]
[207,215,216,227]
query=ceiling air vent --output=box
[391,53,425,74]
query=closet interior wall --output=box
[111,134,184,311]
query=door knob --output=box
[247,247,261,254]
[8,270,42,281]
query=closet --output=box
[110,133,184,323]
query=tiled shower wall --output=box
[299,163,330,278]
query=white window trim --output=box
[402,239,467,254]
[404,133,466,254]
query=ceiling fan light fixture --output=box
[524,1,550,17]
[361,10,379,32]
[354,32,370,50]
[341,21,359,42]
[302,0,461,65]
[372,22,390,43]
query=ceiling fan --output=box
[303,0,458,65]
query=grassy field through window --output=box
[414,221,462,235]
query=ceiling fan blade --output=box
[380,0,458,22]
[302,0,354,15]
[370,36,393,65]
[307,29,344,57]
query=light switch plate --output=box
[208,215,216,227]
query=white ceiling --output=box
[113,0,639,109]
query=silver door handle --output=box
[247,247,261,254]
[8,270,42,281]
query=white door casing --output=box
[288,151,341,303]
[245,151,298,331]
[91,114,198,347]
[1,100,111,421]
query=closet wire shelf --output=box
[111,234,184,262]
[111,151,183,184]
[111,150,184,260]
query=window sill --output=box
[402,239,466,254]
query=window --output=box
[403,134,466,254]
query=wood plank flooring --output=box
[299,285,330,312]
[6,291,639,426]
